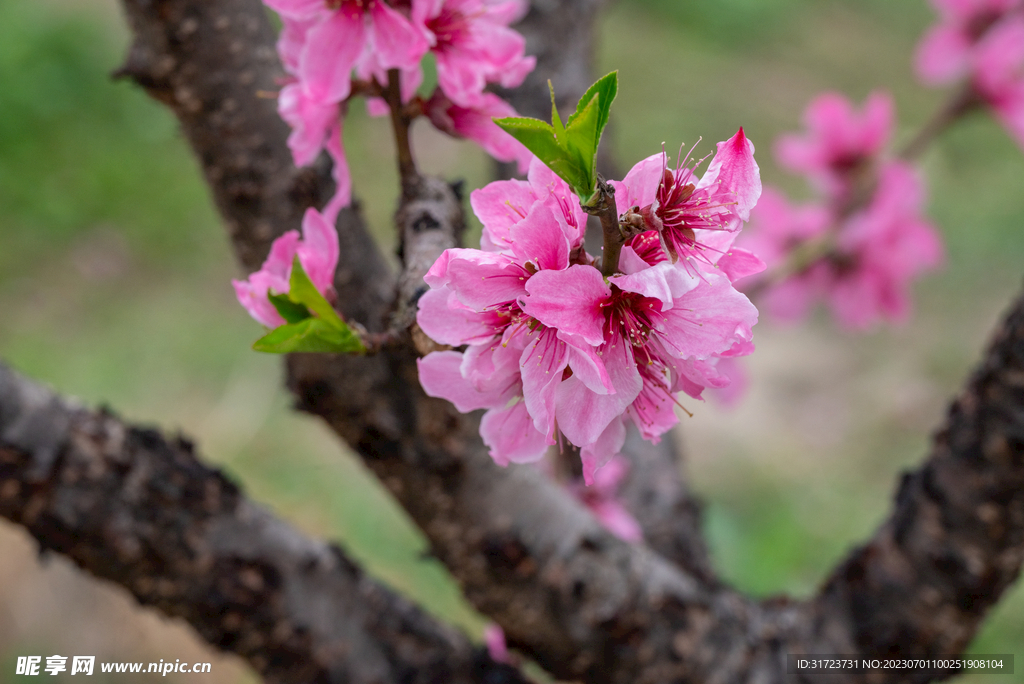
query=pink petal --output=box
[321,120,352,223]
[659,274,758,360]
[278,83,339,167]
[264,0,324,19]
[556,342,641,448]
[609,262,699,308]
[588,498,643,542]
[563,333,613,395]
[972,16,1024,98]
[611,153,664,216]
[416,288,506,345]
[418,351,511,411]
[716,247,766,283]
[483,624,510,664]
[263,230,302,279]
[480,400,550,465]
[471,178,541,253]
[579,416,627,486]
[445,251,528,309]
[369,0,430,70]
[301,9,365,103]
[462,332,524,392]
[522,265,610,345]
[510,202,571,272]
[519,328,569,441]
[233,272,288,328]
[916,25,971,84]
[697,128,762,221]
[297,207,340,293]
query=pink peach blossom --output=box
[568,455,642,542]
[413,0,535,108]
[418,138,761,480]
[915,0,1021,84]
[233,208,340,327]
[610,129,764,279]
[826,163,945,329]
[775,91,893,200]
[425,91,532,172]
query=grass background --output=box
[1,0,1023,681]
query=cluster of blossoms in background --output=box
[265,0,536,220]
[742,0,1024,331]
[741,93,944,330]
[916,0,1024,147]
[416,131,761,482]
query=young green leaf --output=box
[570,71,617,140]
[494,71,618,202]
[493,117,589,193]
[563,92,603,197]
[548,80,566,142]
[286,257,345,330]
[252,316,365,354]
[268,292,311,324]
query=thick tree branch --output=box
[0,361,528,684]
[617,425,714,582]
[805,284,1024,672]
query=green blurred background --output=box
[1,0,1023,681]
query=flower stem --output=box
[385,68,418,196]
[583,178,622,277]
[899,83,981,161]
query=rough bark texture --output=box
[0,0,1020,683]
[618,425,714,582]
[0,363,529,684]
[810,289,1024,668]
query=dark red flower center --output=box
[601,286,662,349]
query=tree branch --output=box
[617,425,714,582]
[0,362,529,684]
[805,283,1024,671]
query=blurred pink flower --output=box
[775,91,893,200]
[425,91,533,172]
[741,167,943,330]
[826,163,945,329]
[233,208,339,327]
[916,1,1024,147]
[483,623,510,664]
[915,0,1020,84]
[413,0,535,108]
[740,188,833,324]
[568,455,642,541]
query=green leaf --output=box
[253,316,365,354]
[568,71,617,140]
[268,292,311,324]
[287,257,345,330]
[494,117,587,191]
[563,92,603,196]
[494,72,618,201]
[548,80,566,142]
